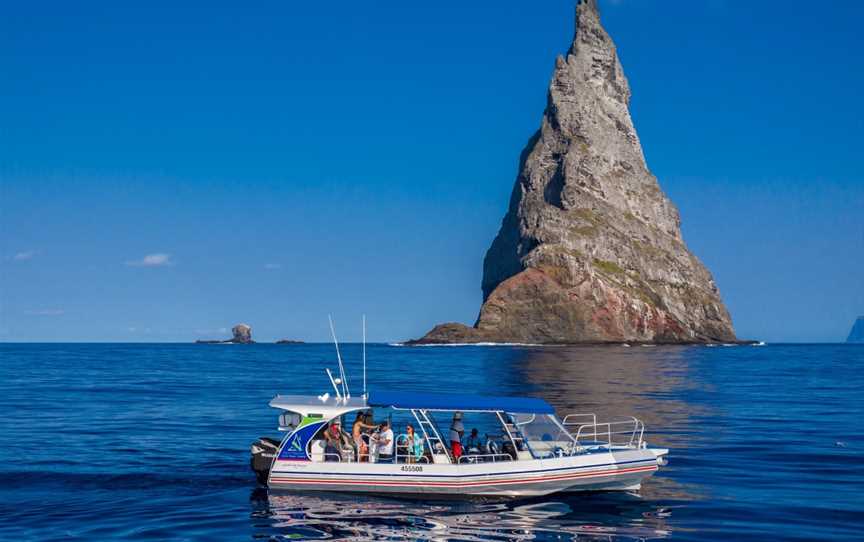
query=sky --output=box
[1,0,862,343]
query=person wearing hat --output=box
[449,411,465,460]
[324,420,350,462]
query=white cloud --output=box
[12,250,39,261]
[126,253,173,267]
[264,263,282,270]
[26,309,65,316]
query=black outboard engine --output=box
[250,437,281,485]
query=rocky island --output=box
[195,323,255,344]
[847,317,864,343]
[413,0,737,345]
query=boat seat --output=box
[310,440,325,462]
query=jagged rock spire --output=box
[414,1,736,344]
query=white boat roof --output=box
[269,394,368,418]
[268,390,555,418]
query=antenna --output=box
[328,315,349,399]
[362,314,367,398]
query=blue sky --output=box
[1,0,862,343]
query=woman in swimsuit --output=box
[352,411,377,462]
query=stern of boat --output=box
[251,436,280,485]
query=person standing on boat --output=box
[352,412,377,462]
[374,420,394,463]
[404,424,424,463]
[450,412,465,460]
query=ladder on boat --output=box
[412,409,451,464]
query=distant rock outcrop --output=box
[275,339,305,345]
[195,323,255,344]
[847,317,864,343]
[412,0,736,345]
[231,324,253,344]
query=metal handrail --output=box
[394,434,429,464]
[457,453,513,464]
[323,452,343,462]
[561,413,597,427]
[570,417,644,448]
[513,414,535,426]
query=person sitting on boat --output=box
[465,428,484,453]
[449,411,465,459]
[323,421,350,462]
[404,424,424,463]
[373,420,394,463]
[352,411,378,462]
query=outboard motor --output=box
[250,437,281,485]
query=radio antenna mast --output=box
[362,314,367,398]
[328,315,349,399]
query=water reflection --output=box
[511,346,713,502]
[510,346,717,448]
[250,489,671,541]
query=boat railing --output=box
[394,434,431,464]
[563,415,644,449]
[457,453,513,464]
[323,453,344,462]
[561,413,597,427]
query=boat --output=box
[250,320,668,498]
[251,388,668,498]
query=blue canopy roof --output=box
[368,390,555,414]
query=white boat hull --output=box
[268,448,663,498]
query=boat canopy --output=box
[269,394,368,419]
[368,390,555,414]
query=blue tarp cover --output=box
[368,389,554,414]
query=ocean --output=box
[0,343,861,541]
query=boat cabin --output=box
[268,390,643,466]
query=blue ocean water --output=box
[0,343,861,541]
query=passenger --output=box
[465,428,484,453]
[373,420,394,463]
[404,424,424,463]
[449,411,465,460]
[323,421,349,462]
[352,412,378,462]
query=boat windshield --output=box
[511,413,575,458]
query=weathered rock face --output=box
[414,0,736,344]
[848,317,864,343]
[231,324,253,344]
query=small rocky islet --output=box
[412,0,739,345]
[194,324,305,345]
[195,324,255,344]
